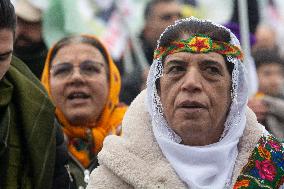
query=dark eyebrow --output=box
[52,62,71,66]
[51,62,72,69]
[164,59,187,67]
[199,59,223,67]
[82,60,105,67]
[0,50,13,57]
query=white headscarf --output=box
[146,17,249,189]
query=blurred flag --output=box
[100,0,139,60]
[43,0,97,47]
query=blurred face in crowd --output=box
[144,1,182,48]
[0,29,13,80]
[257,63,284,97]
[159,50,231,146]
[50,43,109,125]
[253,25,276,50]
[15,17,43,49]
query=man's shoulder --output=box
[9,56,49,96]
[10,56,42,84]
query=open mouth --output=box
[178,101,207,109]
[67,92,91,100]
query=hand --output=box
[248,98,268,123]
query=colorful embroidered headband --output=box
[154,34,244,61]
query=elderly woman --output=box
[87,18,284,189]
[41,35,127,188]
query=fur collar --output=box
[95,90,263,188]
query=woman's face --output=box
[257,63,284,97]
[159,52,231,146]
[50,43,109,125]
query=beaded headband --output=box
[154,34,244,61]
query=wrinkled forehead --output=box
[164,51,226,64]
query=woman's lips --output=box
[67,92,90,100]
[176,100,208,115]
[67,92,91,106]
[178,100,207,109]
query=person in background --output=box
[224,0,260,96]
[41,34,127,188]
[140,0,183,65]
[249,48,284,141]
[253,24,278,52]
[0,0,73,188]
[13,0,47,78]
[119,0,183,105]
[87,17,284,189]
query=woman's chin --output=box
[67,113,96,126]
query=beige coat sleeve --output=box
[87,165,132,189]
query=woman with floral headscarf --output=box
[41,35,127,188]
[87,17,284,189]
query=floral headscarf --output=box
[42,35,127,167]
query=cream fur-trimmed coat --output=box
[87,90,263,189]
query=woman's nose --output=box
[69,67,84,84]
[72,66,82,76]
[180,68,202,93]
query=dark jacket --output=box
[53,120,76,189]
[118,32,153,105]
[68,153,98,189]
[13,41,47,79]
[55,119,98,189]
[0,56,73,189]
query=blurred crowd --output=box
[1,0,284,188]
